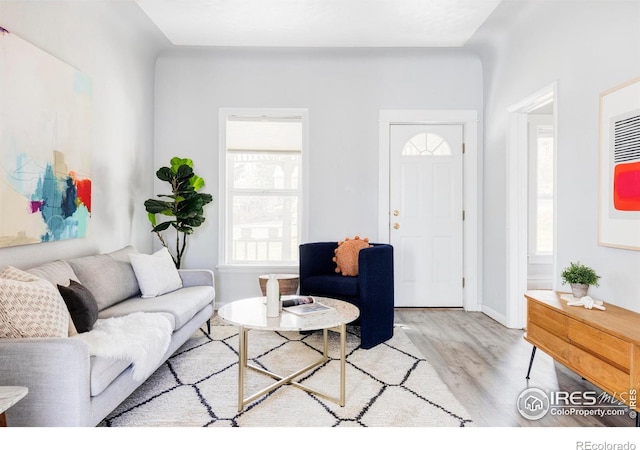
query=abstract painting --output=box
[0,26,92,248]
[598,77,640,250]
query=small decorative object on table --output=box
[566,295,606,311]
[266,274,280,318]
[560,261,600,298]
[282,296,334,315]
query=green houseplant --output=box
[561,261,600,298]
[144,157,213,268]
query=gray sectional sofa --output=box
[0,246,215,426]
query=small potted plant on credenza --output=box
[561,261,600,298]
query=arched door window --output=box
[401,132,452,156]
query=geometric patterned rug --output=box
[100,324,474,427]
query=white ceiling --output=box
[135,0,503,47]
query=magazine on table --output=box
[282,296,333,315]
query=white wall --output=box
[470,1,640,314]
[154,47,483,304]
[5,1,636,319]
[0,1,169,269]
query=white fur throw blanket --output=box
[74,312,173,382]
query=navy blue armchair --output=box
[299,242,394,349]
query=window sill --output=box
[528,255,553,265]
[216,264,299,274]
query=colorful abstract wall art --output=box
[0,26,92,248]
[598,77,640,250]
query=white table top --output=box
[218,296,359,332]
[0,386,28,414]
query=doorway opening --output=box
[527,104,555,289]
[506,83,557,329]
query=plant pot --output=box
[570,283,589,298]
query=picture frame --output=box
[598,77,640,250]
[0,26,92,248]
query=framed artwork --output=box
[0,26,92,248]
[598,77,640,250]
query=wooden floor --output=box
[394,308,636,427]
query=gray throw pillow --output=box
[67,250,140,310]
[58,280,99,333]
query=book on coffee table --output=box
[282,296,334,315]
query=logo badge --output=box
[517,387,550,420]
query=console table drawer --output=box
[529,322,631,398]
[568,319,631,370]
[527,322,571,363]
[569,344,630,396]
[528,300,567,338]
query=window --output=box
[220,110,307,266]
[401,132,452,156]
[528,120,554,260]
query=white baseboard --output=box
[481,304,509,328]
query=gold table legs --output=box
[237,323,347,412]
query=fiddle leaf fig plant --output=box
[144,157,213,268]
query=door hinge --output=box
[462,210,466,221]
[462,143,466,154]
[462,277,466,288]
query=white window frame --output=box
[218,107,309,270]
[527,116,554,265]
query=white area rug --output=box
[101,324,474,427]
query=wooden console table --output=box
[524,290,640,420]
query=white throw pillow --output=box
[129,248,183,298]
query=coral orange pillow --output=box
[333,236,373,276]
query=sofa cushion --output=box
[67,246,140,311]
[98,286,214,330]
[130,248,183,298]
[26,260,79,287]
[303,274,360,298]
[90,355,132,397]
[0,266,69,338]
[58,280,99,333]
[24,261,81,336]
[105,245,140,264]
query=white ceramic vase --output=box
[266,274,280,317]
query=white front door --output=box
[389,124,464,307]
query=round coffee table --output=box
[218,296,359,411]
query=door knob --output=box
[393,223,400,230]
[393,210,400,217]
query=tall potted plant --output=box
[144,157,213,268]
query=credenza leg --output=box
[526,346,537,380]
